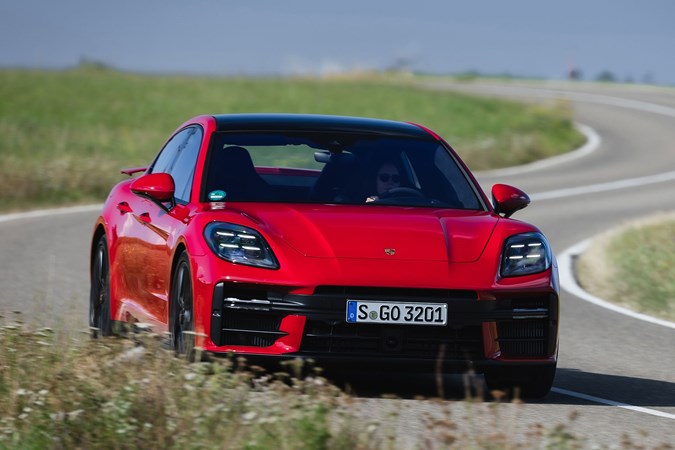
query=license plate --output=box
[346,300,447,326]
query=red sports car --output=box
[90,114,559,397]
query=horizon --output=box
[2,0,674,86]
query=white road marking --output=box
[451,83,675,119]
[558,240,675,330]
[478,122,600,177]
[547,90,675,119]
[0,204,102,224]
[527,89,675,330]
[531,170,675,201]
[552,387,675,420]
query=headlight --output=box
[500,232,551,277]
[204,222,279,269]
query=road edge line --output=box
[558,239,675,330]
[551,387,675,420]
[0,204,103,224]
[477,122,599,177]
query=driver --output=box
[365,161,401,203]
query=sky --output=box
[1,0,674,85]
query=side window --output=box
[171,127,203,202]
[149,127,203,203]
[150,129,192,174]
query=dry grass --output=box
[2,315,673,449]
[576,212,675,321]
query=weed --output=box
[1,318,670,449]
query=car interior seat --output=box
[309,153,359,202]
[206,146,275,201]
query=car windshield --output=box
[203,131,484,209]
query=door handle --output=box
[138,212,151,224]
[117,202,133,214]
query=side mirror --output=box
[131,173,176,208]
[492,184,530,218]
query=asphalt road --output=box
[1,81,674,448]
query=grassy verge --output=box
[0,67,583,212]
[576,213,675,321]
[0,320,340,449]
[0,317,602,450]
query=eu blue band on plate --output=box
[347,300,357,322]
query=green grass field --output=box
[0,67,583,212]
[577,214,675,322]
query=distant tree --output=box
[386,57,414,73]
[596,70,616,82]
[642,72,655,84]
[77,57,115,71]
[568,68,583,81]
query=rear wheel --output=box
[484,364,556,399]
[89,234,112,337]
[170,252,195,359]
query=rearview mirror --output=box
[314,151,356,164]
[491,184,530,218]
[131,173,176,207]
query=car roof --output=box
[211,113,435,138]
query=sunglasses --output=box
[378,173,400,183]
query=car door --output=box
[119,126,202,328]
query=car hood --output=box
[212,204,498,263]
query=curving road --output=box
[1,81,674,448]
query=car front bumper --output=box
[202,281,559,371]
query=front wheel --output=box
[89,234,112,338]
[169,252,195,359]
[484,364,556,399]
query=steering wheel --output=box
[380,187,426,199]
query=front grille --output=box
[314,286,477,300]
[300,320,484,360]
[210,282,557,359]
[218,310,285,347]
[497,320,548,357]
[510,298,548,310]
[495,295,555,357]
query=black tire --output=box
[89,234,113,338]
[484,364,556,399]
[169,252,195,360]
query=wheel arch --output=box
[171,242,189,282]
[168,242,196,356]
[90,224,107,277]
[168,242,189,313]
